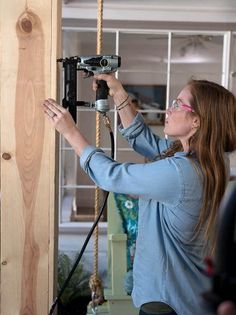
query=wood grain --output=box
[15,10,45,315]
[0,1,61,314]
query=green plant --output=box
[58,252,91,306]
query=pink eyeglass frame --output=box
[169,99,195,113]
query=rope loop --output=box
[89,274,105,311]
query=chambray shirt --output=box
[80,113,214,315]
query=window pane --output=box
[119,32,168,75]
[77,110,96,142]
[169,73,222,102]
[73,188,107,222]
[62,30,116,57]
[60,187,107,223]
[60,187,76,223]
[60,147,77,186]
[170,34,224,92]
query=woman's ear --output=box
[192,116,200,129]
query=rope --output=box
[97,0,103,55]
[89,0,104,311]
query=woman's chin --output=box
[163,128,175,139]
[163,126,169,135]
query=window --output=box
[59,28,232,226]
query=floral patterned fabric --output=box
[113,193,139,271]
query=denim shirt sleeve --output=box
[118,113,171,160]
[80,145,183,207]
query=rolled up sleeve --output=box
[80,145,182,207]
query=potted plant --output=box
[57,252,91,315]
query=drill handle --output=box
[96,79,109,101]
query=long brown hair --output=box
[165,80,236,255]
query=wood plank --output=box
[0,0,61,314]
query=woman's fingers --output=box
[42,98,77,137]
[92,79,98,91]
[93,73,120,97]
[43,99,65,120]
[94,73,110,81]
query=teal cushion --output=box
[113,193,139,271]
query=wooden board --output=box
[0,0,61,313]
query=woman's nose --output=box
[166,108,172,115]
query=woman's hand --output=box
[93,73,138,128]
[42,98,89,156]
[42,98,78,138]
[93,73,128,104]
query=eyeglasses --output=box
[169,99,195,113]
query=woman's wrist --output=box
[62,125,79,141]
[64,127,89,156]
[113,87,128,102]
[116,95,130,110]
[113,91,130,110]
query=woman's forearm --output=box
[63,127,89,157]
[113,90,138,128]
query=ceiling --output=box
[63,0,236,6]
[62,0,236,24]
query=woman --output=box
[42,74,236,315]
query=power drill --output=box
[57,55,121,121]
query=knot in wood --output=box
[20,17,33,33]
[2,152,11,160]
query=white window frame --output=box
[59,27,232,233]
